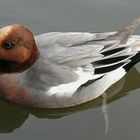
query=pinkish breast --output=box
[0,75,31,106]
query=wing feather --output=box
[34,17,140,78]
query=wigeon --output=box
[0,17,140,108]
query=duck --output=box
[0,17,140,108]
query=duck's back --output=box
[24,18,140,108]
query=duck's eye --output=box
[3,42,14,49]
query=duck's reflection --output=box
[0,67,139,133]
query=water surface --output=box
[0,0,140,139]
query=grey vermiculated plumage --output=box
[25,17,140,108]
[35,17,140,76]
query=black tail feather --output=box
[124,53,140,71]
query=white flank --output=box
[74,67,126,101]
[40,67,126,108]
[48,67,96,96]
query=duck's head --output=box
[0,24,38,74]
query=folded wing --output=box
[34,17,140,84]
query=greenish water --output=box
[0,0,140,139]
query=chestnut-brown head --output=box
[0,24,39,74]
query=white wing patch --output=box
[48,65,101,97]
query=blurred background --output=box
[0,0,140,140]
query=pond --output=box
[0,0,140,139]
